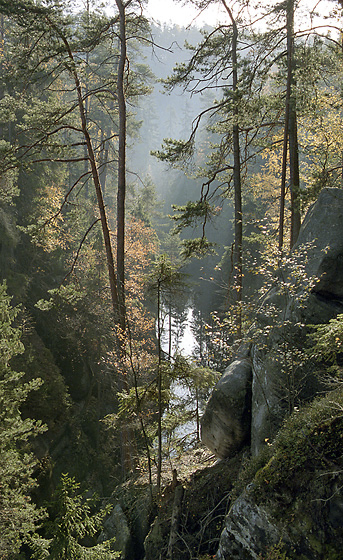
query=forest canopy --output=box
[0,0,343,558]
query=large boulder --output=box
[201,345,252,459]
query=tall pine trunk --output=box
[157,279,162,493]
[116,0,127,334]
[222,0,243,339]
[279,0,301,251]
[289,104,301,248]
[115,0,135,480]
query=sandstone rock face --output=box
[99,504,133,560]
[144,515,165,560]
[202,188,343,459]
[216,492,286,560]
[103,483,154,560]
[296,187,343,322]
[216,482,342,560]
[201,348,252,459]
[251,188,343,454]
[297,188,343,282]
[215,384,343,559]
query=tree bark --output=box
[55,25,121,322]
[157,278,162,493]
[222,0,243,339]
[286,0,301,249]
[115,0,127,333]
[289,104,301,248]
[278,44,291,252]
[278,0,301,251]
[166,482,184,560]
[114,0,136,482]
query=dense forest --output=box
[1,0,343,559]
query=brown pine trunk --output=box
[286,0,301,249]
[222,0,243,339]
[55,27,120,322]
[157,279,162,493]
[278,43,291,252]
[279,0,301,251]
[115,0,127,334]
[115,0,135,480]
[289,106,301,248]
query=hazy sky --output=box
[145,0,223,27]
[145,0,338,33]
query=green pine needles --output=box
[0,281,45,558]
[32,474,119,560]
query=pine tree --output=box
[146,255,186,491]
[153,0,267,339]
[32,473,119,560]
[0,281,45,558]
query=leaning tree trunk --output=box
[55,25,121,323]
[55,15,133,479]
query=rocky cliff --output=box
[202,187,343,458]
[200,187,343,559]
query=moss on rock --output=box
[223,388,343,559]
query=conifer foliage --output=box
[32,474,119,560]
[0,282,45,558]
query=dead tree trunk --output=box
[166,478,184,560]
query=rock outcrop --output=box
[216,387,343,559]
[200,188,343,560]
[297,187,343,307]
[201,344,252,458]
[100,504,132,559]
[99,482,155,560]
[201,187,343,458]
[216,491,287,560]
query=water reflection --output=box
[161,306,199,447]
[161,307,195,358]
